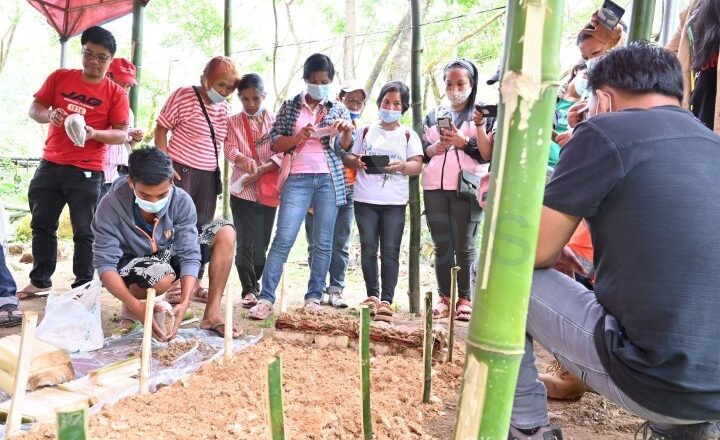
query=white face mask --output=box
[245,105,263,118]
[447,88,472,106]
[585,57,599,72]
[207,87,226,104]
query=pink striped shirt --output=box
[224,110,281,201]
[156,86,229,171]
[104,109,135,183]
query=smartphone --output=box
[361,155,390,174]
[551,129,560,142]
[597,0,625,30]
[474,104,498,118]
[437,116,452,133]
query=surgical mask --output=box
[379,109,402,124]
[135,191,170,214]
[349,111,361,121]
[446,89,472,106]
[575,77,590,99]
[306,83,331,101]
[585,57,599,72]
[245,105,263,118]
[207,87,226,104]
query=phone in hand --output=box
[361,155,390,174]
[474,104,498,118]
[597,0,625,30]
[437,116,452,133]
[551,129,560,142]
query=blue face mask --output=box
[575,77,590,99]
[135,191,170,214]
[306,83,330,101]
[245,105,264,118]
[349,111,361,121]
[379,109,402,124]
[207,87,226,104]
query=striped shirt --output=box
[104,109,135,183]
[224,110,281,201]
[156,86,229,171]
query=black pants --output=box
[424,190,481,299]
[354,201,405,303]
[230,196,277,295]
[28,160,103,288]
[172,161,217,228]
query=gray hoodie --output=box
[92,177,201,279]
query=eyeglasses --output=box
[82,49,111,63]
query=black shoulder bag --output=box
[192,86,223,195]
[455,147,480,202]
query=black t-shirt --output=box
[544,105,720,420]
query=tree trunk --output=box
[629,0,656,42]
[364,9,411,99]
[452,0,564,438]
[343,0,356,81]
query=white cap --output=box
[340,80,367,100]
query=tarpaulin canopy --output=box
[26,0,150,40]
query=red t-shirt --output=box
[33,69,130,171]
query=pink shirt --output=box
[290,93,330,174]
[421,120,488,191]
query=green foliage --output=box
[12,214,31,242]
[146,0,224,55]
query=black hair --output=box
[303,53,335,81]
[443,58,479,112]
[570,61,588,82]
[376,80,410,114]
[80,26,117,55]
[691,0,720,70]
[128,147,174,185]
[237,73,266,95]
[587,42,683,101]
[576,24,596,45]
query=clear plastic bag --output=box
[64,113,87,147]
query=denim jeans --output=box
[259,174,339,303]
[305,186,354,293]
[0,250,18,308]
[354,201,405,303]
[512,269,704,429]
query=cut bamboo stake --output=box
[5,311,38,440]
[224,285,233,360]
[266,356,285,440]
[359,305,372,440]
[56,401,88,440]
[422,291,433,404]
[139,288,156,395]
[278,263,289,313]
[448,266,461,362]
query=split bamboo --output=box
[447,266,461,362]
[224,286,233,360]
[453,0,564,438]
[359,306,372,440]
[140,288,156,395]
[5,311,38,440]
[56,402,88,440]
[421,291,433,404]
[279,263,289,313]
[266,356,285,440]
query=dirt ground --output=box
[2,239,643,439]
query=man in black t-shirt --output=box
[509,43,720,440]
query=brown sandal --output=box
[360,296,380,315]
[455,297,472,322]
[242,292,258,309]
[433,296,452,319]
[375,302,394,323]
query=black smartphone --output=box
[437,116,452,133]
[551,129,560,142]
[597,0,625,30]
[361,155,390,174]
[474,104,498,118]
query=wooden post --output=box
[5,311,38,439]
[421,291,433,403]
[447,266,461,362]
[359,306,372,440]
[278,263,289,313]
[139,288,156,395]
[56,402,89,440]
[266,356,285,439]
[224,286,233,360]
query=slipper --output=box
[455,297,472,322]
[164,283,183,305]
[433,296,452,319]
[16,287,50,300]
[248,300,273,320]
[202,322,242,338]
[242,292,258,309]
[190,286,209,303]
[0,304,22,328]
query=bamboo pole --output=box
[421,291,433,403]
[447,266,461,362]
[629,0,656,42]
[266,356,285,440]
[224,285,233,360]
[453,0,564,437]
[222,0,233,220]
[408,0,423,314]
[56,402,89,440]
[5,311,38,439]
[359,306,372,440]
[278,263,288,313]
[130,0,146,118]
[140,288,156,395]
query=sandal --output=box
[190,285,209,303]
[432,296,452,319]
[0,303,22,328]
[16,284,50,300]
[201,321,243,338]
[164,281,182,305]
[360,296,380,316]
[242,292,258,309]
[248,299,273,320]
[455,297,472,322]
[375,301,394,323]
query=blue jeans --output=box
[259,174,339,303]
[512,269,703,429]
[305,186,354,293]
[0,250,18,308]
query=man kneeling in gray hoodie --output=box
[92,147,240,341]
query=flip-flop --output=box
[16,288,51,300]
[0,304,22,328]
[190,286,209,303]
[455,298,473,322]
[202,322,242,339]
[241,293,258,309]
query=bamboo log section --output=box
[5,311,38,440]
[266,356,286,440]
[359,306,372,440]
[422,291,433,404]
[56,401,89,440]
[224,286,233,360]
[448,266,461,362]
[140,288,156,395]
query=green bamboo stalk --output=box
[56,402,89,440]
[408,0,423,314]
[447,266,461,362]
[628,0,656,42]
[359,306,372,440]
[129,0,145,119]
[266,356,285,440]
[422,291,433,404]
[453,0,565,438]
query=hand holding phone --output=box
[437,116,452,134]
[361,155,391,174]
[474,104,498,118]
[597,0,625,30]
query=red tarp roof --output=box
[26,0,150,39]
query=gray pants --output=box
[513,268,702,429]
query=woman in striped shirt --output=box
[224,73,280,309]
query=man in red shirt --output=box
[18,26,130,297]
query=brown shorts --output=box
[172,161,218,227]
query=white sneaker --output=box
[320,291,330,305]
[328,291,348,308]
[303,299,322,313]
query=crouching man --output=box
[92,147,240,341]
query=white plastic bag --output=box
[36,280,104,352]
[64,113,87,147]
